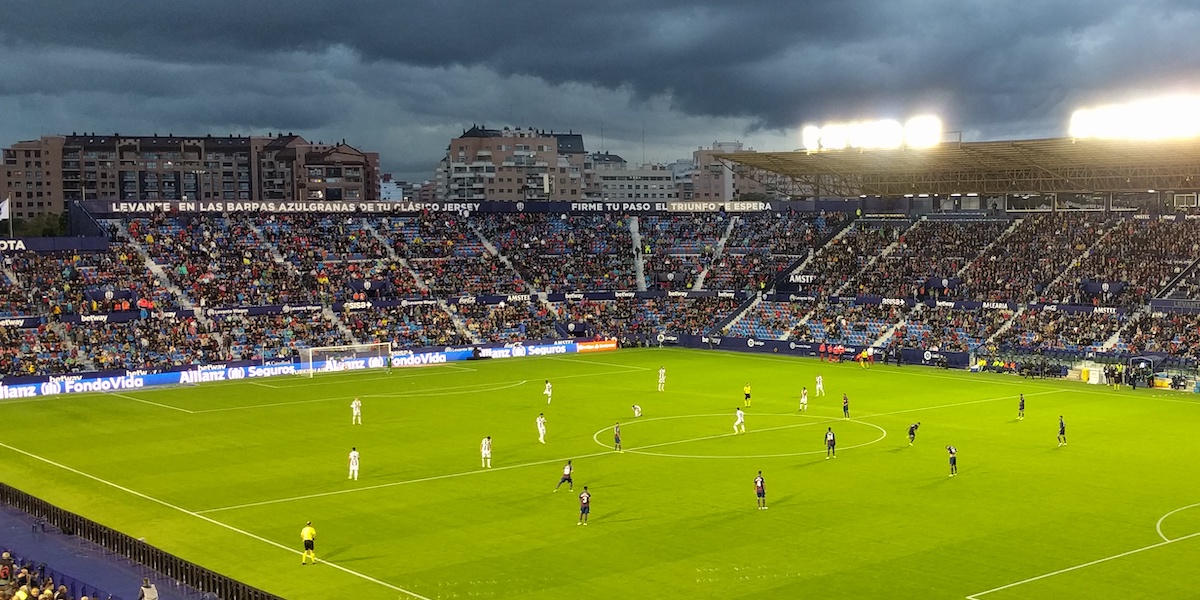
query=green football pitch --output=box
[1,348,1199,600]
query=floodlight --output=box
[904,116,942,148]
[802,126,821,151]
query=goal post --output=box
[300,342,393,377]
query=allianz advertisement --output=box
[0,340,609,399]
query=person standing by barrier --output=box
[137,578,159,600]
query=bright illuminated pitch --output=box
[1070,94,1200,140]
[802,115,942,151]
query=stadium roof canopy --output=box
[716,137,1200,197]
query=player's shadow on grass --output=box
[601,509,644,524]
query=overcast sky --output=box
[3,1,1200,181]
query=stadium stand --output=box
[2,209,1199,379]
[476,213,639,292]
[848,220,1010,300]
[960,213,1111,303]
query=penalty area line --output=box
[0,441,431,600]
[965,530,1200,599]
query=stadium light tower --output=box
[1070,95,1200,140]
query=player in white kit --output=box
[632,404,642,418]
[657,366,666,392]
[815,374,826,396]
[799,387,808,411]
[348,447,360,480]
[350,397,362,425]
[536,413,547,443]
[544,380,553,404]
[734,407,746,434]
[480,436,492,468]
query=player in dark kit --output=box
[1057,416,1067,447]
[946,445,958,476]
[754,471,767,510]
[842,393,850,419]
[825,427,836,459]
[578,486,591,525]
[613,422,622,452]
[1018,394,1025,420]
[907,422,920,446]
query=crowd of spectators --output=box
[704,250,793,292]
[992,309,1126,354]
[798,223,906,297]
[792,301,907,347]
[725,211,845,255]
[1163,267,1200,300]
[644,253,706,290]
[893,306,1014,353]
[727,301,809,339]
[1122,312,1200,359]
[453,300,558,342]
[962,213,1110,304]
[1042,218,1200,306]
[641,214,727,255]
[346,304,469,349]
[217,312,354,361]
[123,214,313,308]
[0,549,94,600]
[2,245,173,316]
[849,220,1009,300]
[553,298,652,338]
[478,213,638,292]
[377,213,485,259]
[0,323,81,377]
[83,317,223,371]
[642,297,741,336]
[411,255,525,296]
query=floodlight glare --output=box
[1070,95,1200,140]
[904,115,942,148]
[802,126,821,151]
[801,115,941,151]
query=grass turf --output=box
[0,348,1198,599]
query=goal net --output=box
[300,342,393,377]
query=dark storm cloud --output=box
[3,1,1200,175]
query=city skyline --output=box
[4,1,1200,181]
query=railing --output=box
[0,483,284,600]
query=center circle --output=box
[591,413,887,459]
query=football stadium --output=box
[3,108,1200,600]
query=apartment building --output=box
[437,126,589,202]
[1,133,379,219]
[590,152,679,202]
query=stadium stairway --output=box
[629,216,648,291]
[360,220,477,342]
[985,306,1026,347]
[872,302,918,348]
[834,219,921,297]
[692,216,739,291]
[966,217,1025,277]
[1156,255,1200,298]
[466,221,531,294]
[771,214,857,292]
[360,220,431,294]
[714,293,764,336]
[50,321,97,372]
[322,306,358,343]
[107,220,217,330]
[1103,305,1148,353]
[1042,219,1120,295]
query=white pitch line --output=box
[1155,502,1200,542]
[0,441,431,600]
[248,364,478,389]
[965,530,1200,599]
[193,381,529,414]
[196,449,618,514]
[545,355,653,370]
[861,390,1064,419]
[108,392,196,414]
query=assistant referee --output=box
[301,521,317,565]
